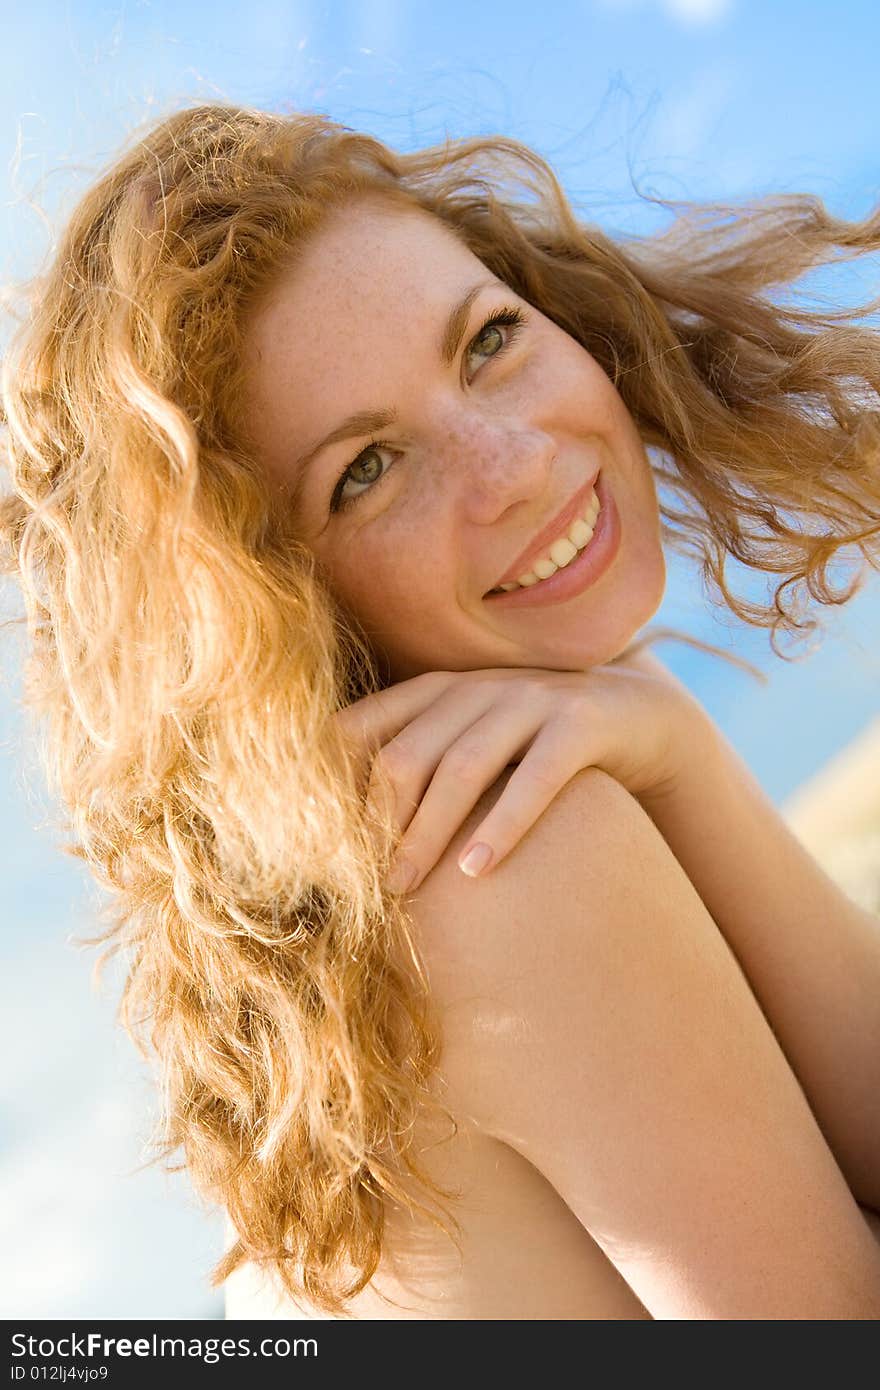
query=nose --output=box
[445,414,557,524]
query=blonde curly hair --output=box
[1,100,878,1316]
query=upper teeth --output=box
[492,489,600,592]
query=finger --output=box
[387,703,543,891]
[338,665,543,752]
[368,678,517,837]
[335,670,456,756]
[336,672,456,804]
[452,719,590,879]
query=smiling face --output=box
[240,193,666,682]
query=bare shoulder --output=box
[411,762,640,931]
[408,764,653,1038]
[406,765,880,1318]
[406,764,669,1142]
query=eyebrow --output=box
[286,278,498,511]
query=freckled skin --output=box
[234,194,671,1319]
[241,193,667,681]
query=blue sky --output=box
[2,0,879,1317]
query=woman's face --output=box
[241,194,666,682]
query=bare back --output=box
[226,765,880,1319]
[226,767,650,1320]
[224,1119,650,1319]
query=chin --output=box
[381,547,666,681]
[558,546,668,671]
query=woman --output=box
[1,101,879,1320]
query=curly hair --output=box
[1,100,878,1317]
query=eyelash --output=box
[329,304,529,513]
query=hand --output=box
[335,643,713,894]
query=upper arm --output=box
[412,767,880,1320]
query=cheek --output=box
[578,359,624,428]
[328,527,445,628]
[532,340,619,432]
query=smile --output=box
[483,470,621,607]
[487,487,601,593]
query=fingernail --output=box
[458,842,493,878]
[387,858,418,893]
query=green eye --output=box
[346,447,385,488]
[466,306,527,371]
[332,442,395,512]
[471,322,505,360]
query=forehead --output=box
[248,194,486,344]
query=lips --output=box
[485,473,601,594]
[482,467,619,607]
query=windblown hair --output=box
[1,101,879,1316]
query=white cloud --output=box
[598,0,734,23]
[664,0,732,23]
